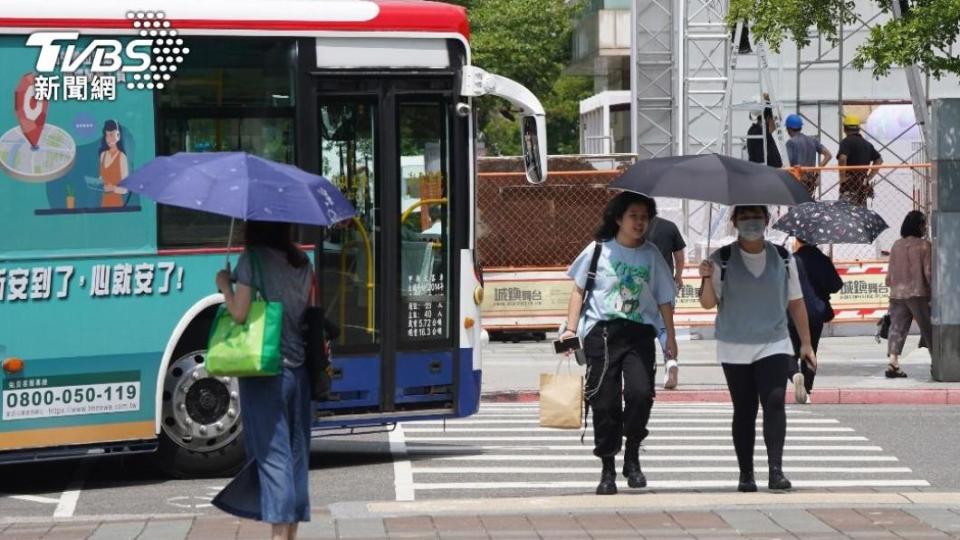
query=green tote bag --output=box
[206,250,284,377]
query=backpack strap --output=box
[578,241,604,322]
[774,244,791,278]
[718,244,733,282]
[719,242,790,281]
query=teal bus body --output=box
[0,7,488,474]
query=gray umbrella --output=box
[609,154,813,250]
[773,200,888,244]
[609,153,814,205]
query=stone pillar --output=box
[931,98,960,381]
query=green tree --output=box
[729,0,960,78]
[454,0,588,155]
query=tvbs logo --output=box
[27,33,152,74]
[25,11,188,97]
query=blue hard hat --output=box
[785,114,803,130]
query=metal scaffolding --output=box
[679,0,728,156]
[793,4,933,249]
[629,0,674,160]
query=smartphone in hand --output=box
[553,335,582,354]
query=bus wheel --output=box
[155,349,245,478]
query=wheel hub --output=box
[161,350,241,452]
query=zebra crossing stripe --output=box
[402,426,855,433]
[403,436,870,442]
[410,466,914,474]
[413,418,839,424]
[396,405,929,498]
[402,444,886,452]
[409,479,931,490]
[415,454,899,462]
[388,425,414,501]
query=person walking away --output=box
[646,213,687,389]
[698,205,818,491]
[212,220,313,540]
[884,211,932,378]
[560,192,678,495]
[784,114,832,196]
[747,108,783,168]
[837,115,883,206]
[788,238,843,403]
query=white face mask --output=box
[737,218,766,241]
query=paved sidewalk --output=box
[5,494,960,539]
[481,335,960,404]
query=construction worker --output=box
[747,107,782,168]
[837,115,883,206]
[785,114,832,197]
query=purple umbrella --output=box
[119,152,356,226]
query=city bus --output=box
[0,0,548,477]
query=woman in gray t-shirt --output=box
[212,220,313,539]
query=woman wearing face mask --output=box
[697,205,817,492]
[560,192,678,495]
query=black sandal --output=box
[885,364,908,378]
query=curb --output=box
[481,388,960,405]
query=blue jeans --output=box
[213,364,312,523]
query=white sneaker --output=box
[663,360,679,390]
[793,373,808,404]
[804,394,812,405]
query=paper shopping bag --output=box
[539,373,583,429]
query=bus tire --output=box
[154,314,246,479]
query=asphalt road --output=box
[1,404,957,521]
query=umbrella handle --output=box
[706,204,712,255]
[225,218,235,271]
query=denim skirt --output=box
[212,364,312,524]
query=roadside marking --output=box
[165,486,222,510]
[10,495,60,504]
[410,479,931,490]
[53,462,88,518]
[410,466,914,474]
[388,424,414,502]
[166,496,213,509]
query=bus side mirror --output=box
[521,115,547,185]
[459,66,549,183]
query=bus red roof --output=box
[0,1,470,39]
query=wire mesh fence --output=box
[476,155,632,268]
[476,156,931,268]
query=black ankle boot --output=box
[596,456,617,495]
[622,460,647,489]
[737,471,758,492]
[768,465,792,490]
[622,441,647,488]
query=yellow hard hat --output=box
[843,114,861,127]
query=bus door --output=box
[312,76,463,419]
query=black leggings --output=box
[788,319,823,394]
[721,354,790,473]
[583,320,657,458]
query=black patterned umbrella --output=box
[773,200,888,244]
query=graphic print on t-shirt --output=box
[606,261,650,323]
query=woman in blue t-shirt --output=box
[560,192,678,495]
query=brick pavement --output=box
[3,506,960,539]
